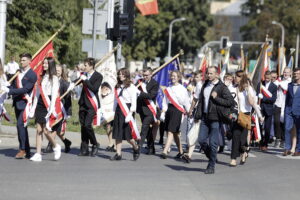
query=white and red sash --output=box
[114,88,140,140]
[140,82,157,122]
[15,75,35,126]
[261,85,272,98]
[277,78,288,94]
[163,87,186,113]
[38,84,63,131]
[83,85,101,126]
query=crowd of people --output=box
[0,53,300,175]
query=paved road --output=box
[0,125,299,200]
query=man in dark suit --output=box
[257,71,277,151]
[78,58,103,157]
[1,53,37,159]
[283,68,300,156]
[137,68,159,154]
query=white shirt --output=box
[236,86,256,113]
[5,61,19,74]
[265,81,271,90]
[114,83,137,112]
[41,75,60,111]
[162,84,191,112]
[193,81,203,99]
[18,67,31,81]
[87,71,94,80]
[203,80,219,113]
[275,77,291,108]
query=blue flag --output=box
[153,58,180,110]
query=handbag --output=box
[187,121,200,146]
[236,88,251,130]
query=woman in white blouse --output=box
[111,68,140,161]
[30,57,61,162]
[160,71,191,159]
[230,70,262,166]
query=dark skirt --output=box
[35,95,60,132]
[112,104,132,141]
[165,104,183,133]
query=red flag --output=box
[30,41,54,79]
[135,0,159,16]
[199,56,207,80]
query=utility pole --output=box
[0,0,10,64]
[92,0,98,58]
[116,0,123,69]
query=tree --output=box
[240,0,300,57]
[5,0,90,67]
[122,0,213,61]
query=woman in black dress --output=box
[30,57,62,162]
[111,68,140,161]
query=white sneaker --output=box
[30,153,42,162]
[53,144,61,160]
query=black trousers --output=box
[261,111,273,147]
[139,112,155,149]
[15,108,30,154]
[79,106,98,145]
[274,106,285,141]
[231,122,248,159]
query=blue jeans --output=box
[285,114,300,152]
[198,119,220,169]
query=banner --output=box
[30,41,54,79]
[135,0,159,16]
[152,57,180,110]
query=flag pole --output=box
[136,50,184,88]
[95,44,120,68]
[8,25,65,83]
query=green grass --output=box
[2,100,106,135]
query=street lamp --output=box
[271,20,285,48]
[167,17,186,58]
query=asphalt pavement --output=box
[0,125,300,200]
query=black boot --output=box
[43,142,53,153]
[91,143,100,157]
[63,138,72,153]
[78,142,89,156]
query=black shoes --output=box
[43,142,53,153]
[63,138,72,153]
[78,143,89,156]
[218,146,224,153]
[91,143,100,157]
[110,153,122,161]
[146,148,155,155]
[133,147,140,161]
[105,145,116,152]
[160,153,167,159]
[204,168,215,174]
[174,152,184,159]
[182,154,191,163]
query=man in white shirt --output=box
[5,56,19,81]
[273,68,291,148]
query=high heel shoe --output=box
[240,152,247,165]
[229,159,237,167]
[110,153,122,161]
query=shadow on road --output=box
[164,164,206,172]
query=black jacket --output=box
[59,79,72,116]
[78,71,103,109]
[257,81,277,116]
[137,79,159,116]
[195,80,235,121]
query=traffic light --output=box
[220,36,229,49]
[107,0,134,42]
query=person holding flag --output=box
[111,68,140,161]
[77,58,103,157]
[160,70,191,160]
[1,53,37,159]
[257,71,277,151]
[43,64,72,153]
[30,57,62,162]
[137,67,159,155]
